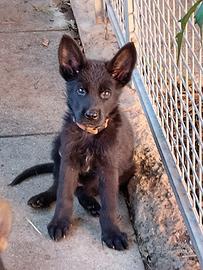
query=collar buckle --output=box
[76,118,109,134]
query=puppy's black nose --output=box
[85,109,100,120]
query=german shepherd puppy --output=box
[10,35,137,250]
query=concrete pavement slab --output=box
[0,31,67,136]
[0,135,144,270]
[0,0,72,32]
[70,0,118,60]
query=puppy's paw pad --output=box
[102,231,128,251]
[47,218,70,241]
[28,193,52,209]
[86,200,101,217]
[78,196,101,217]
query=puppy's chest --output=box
[79,148,95,173]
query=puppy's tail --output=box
[9,163,54,186]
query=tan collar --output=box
[76,118,109,134]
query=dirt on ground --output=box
[128,146,200,270]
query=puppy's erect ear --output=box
[58,35,86,80]
[106,42,137,85]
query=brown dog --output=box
[0,199,12,269]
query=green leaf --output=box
[195,2,203,42]
[176,0,202,64]
[176,32,184,64]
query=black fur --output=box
[9,163,53,186]
[11,35,137,250]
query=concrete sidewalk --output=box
[0,1,144,269]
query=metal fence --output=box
[100,0,203,265]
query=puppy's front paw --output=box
[102,229,128,251]
[47,217,70,241]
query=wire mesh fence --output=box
[136,0,203,227]
[102,0,203,264]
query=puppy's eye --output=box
[77,88,86,96]
[100,90,111,99]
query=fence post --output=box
[95,0,104,23]
[128,1,139,46]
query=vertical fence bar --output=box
[95,0,104,23]
[123,0,129,42]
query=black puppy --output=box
[11,35,137,250]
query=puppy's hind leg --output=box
[28,137,61,209]
[75,175,101,217]
[28,184,57,209]
[28,163,59,208]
